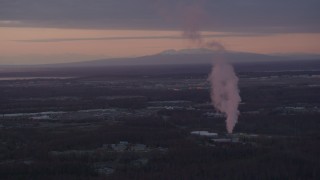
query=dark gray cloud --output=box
[0,0,319,33]
[13,32,266,43]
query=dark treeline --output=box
[0,113,320,179]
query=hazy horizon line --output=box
[13,33,268,43]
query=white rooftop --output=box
[191,131,218,137]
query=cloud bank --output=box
[1,0,319,33]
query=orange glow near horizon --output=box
[1,27,320,64]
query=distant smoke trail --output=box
[179,1,241,133]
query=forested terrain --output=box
[0,66,319,179]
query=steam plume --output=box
[208,60,241,133]
[180,1,241,133]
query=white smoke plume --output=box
[179,1,241,133]
[209,60,241,133]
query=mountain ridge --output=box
[2,49,320,68]
[48,49,289,67]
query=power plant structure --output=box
[191,131,262,145]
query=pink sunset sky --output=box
[1,0,320,64]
